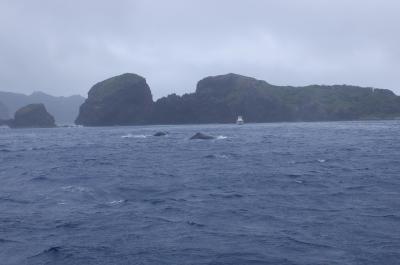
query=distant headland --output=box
[0,91,84,124]
[75,73,400,126]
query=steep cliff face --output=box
[8,104,56,128]
[75,73,153,126]
[76,73,400,126]
[192,73,288,123]
[153,73,400,124]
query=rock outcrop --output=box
[152,73,400,123]
[0,91,84,124]
[153,132,168,137]
[8,104,56,128]
[75,73,153,126]
[75,73,400,126]
[190,132,214,140]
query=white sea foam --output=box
[317,159,326,163]
[216,135,228,140]
[61,185,88,193]
[122,134,148,139]
[108,199,126,205]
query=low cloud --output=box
[0,0,399,98]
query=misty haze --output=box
[1,1,400,265]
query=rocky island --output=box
[75,73,153,126]
[0,91,84,124]
[4,104,56,128]
[75,73,400,126]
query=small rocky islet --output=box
[1,104,56,128]
[75,73,153,126]
[0,91,84,124]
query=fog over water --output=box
[0,0,399,98]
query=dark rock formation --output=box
[190,132,214,140]
[152,73,400,124]
[75,73,153,126]
[0,91,84,124]
[8,104,56,128]
[153,132,168,137]
[76,73,400,126]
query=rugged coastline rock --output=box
[75,73,153,126]
[75,73,400,126]
[153,132,168,137]
[190,132,214,140]
[7,104,56,128]
[153,73,400,123]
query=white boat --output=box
[236,115,244,125]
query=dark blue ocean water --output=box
[1,121,400,265]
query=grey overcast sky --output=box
[0,0,399,98]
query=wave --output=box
[58,124,83,128]
[0,149,11,153]
[284,236,333,249]
[290,159,327,164]
[108,199,127,205]
[143,198,167,205]
[345,185,369,191]
[30,176,51,181]
[55,221,80,229]
[0,238,17,243]
[122,133,227,140]
[362,214,400,221]
[121,133,148,138]
[209,193,243,199]
[29,147,46,151]
[1,147,47,152]
[187,221,205,227]
[32,246,62,258]
[61,185,89,193]
[285,173,302,178]
[204,154,229,159]
[0,196,30,204]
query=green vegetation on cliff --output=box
[76,73,400,126]
[154,73,400,124]
[76,73,153,126]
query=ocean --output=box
[1,121,400,265]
